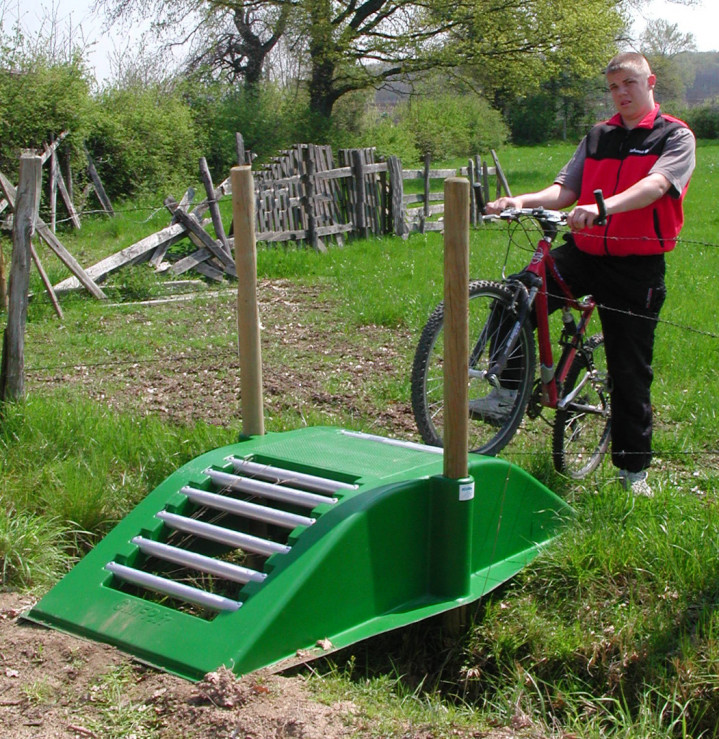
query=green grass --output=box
[2,142,719,736]
[0,393,232,549]
[84,664,159,738]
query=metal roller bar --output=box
[204,469,337,509]
[156,510,291,557]
[340,430,444,454]
[180,486,315,530]
[230,457,358,494]
[131,536,267,584]
[105,561,242,612]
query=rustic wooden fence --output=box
[47,143,511,293]
[250,144,511,251]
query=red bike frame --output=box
[524,235,597,409]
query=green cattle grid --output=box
[27,426,570,681]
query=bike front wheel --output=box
[552,333,611,478]
[411,280,536,456]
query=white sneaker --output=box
[468,387,517,423]
[619,469,653,498]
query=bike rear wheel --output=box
[411,280,536,456]
[552,333,611,478]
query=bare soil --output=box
[0,590,521,738]
[0,593,363,738]
[28,281,419,437]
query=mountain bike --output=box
[411,195,612,478]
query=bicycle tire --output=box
[411,280,536,456]
[552,333,611,479]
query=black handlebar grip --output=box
[593,189,607,226]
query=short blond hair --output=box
[605,52,652,77]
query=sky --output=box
[3,0,719,84]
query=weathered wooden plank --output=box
[193,259,225,282]
[406,220,444,233]
[170,247,213,276]
[55,177,231,291]
[39,130,69,165]
[350,149,368,239]
[199,157,230,255]
[85,148,114,216]
[49,143,57,232]
[312,167,352,181]
[30,241,63,320]
[423,153,432,226]
[236,132,246,165]
[170,207,236,273]
[387,155,407,239]
[0,169,107,298]
[52,223,187,292]
[402,192,445,205]
[402,167,476,180]
[301,145,320,251]
[35,220,108,298]
[361,162,388,175]
[315,223,354,237]
[55,165,82,229]
[45,140,82,230]
[253,229,309,243]
[151,190,195,267]
[491,149,512,197]
[0,241,7,310]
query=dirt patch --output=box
[27,281,418,438]
[0,592,524,738]
[0,593,362,738]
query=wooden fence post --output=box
[0,154,41,402]
[236,133,246,165]
[232,165,264,437]
[49,135,57,232]
[422,153,431,234]
[442,176,470,481]
[199,157,231,257]
[85,147,115,216]
[387,156,407,239]
[301,145,325,252]
[491,149,512,198]
[0,238,7,311]
[350,149,368,239]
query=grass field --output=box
[2,141,719,737]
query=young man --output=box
[485,52,696,496]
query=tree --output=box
[0,29,94,174]
[184,2,291,86]
[640,19,697,104]
[100,0,290,89]
[641,18,695,57]
[99,0,627,119]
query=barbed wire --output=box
[502,219,719,339]
[44,204,169,226]
[539,286,719,340]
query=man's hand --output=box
[484,196,524,215]
[567,204,600,231]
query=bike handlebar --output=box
[498,190,608,227]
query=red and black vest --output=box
[574,105,690,257]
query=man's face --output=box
[607,68,657,128]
